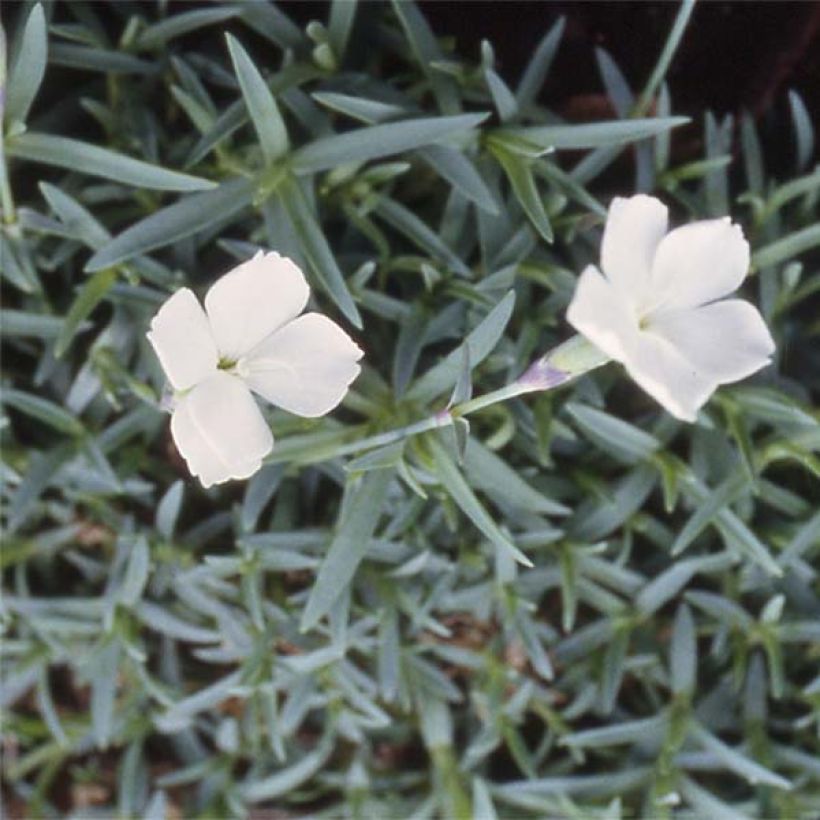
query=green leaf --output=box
[565,403,660,463]
[516,17,565,109]
[6,444,75,533]
[156,481,184,539]
[407,290,515,403]
[312,91,407,124]
[119,538,151,607]
[690,724,792,790]
[292,113,488,173]
[226,34,289,164]
[2,389,84,436]
[670,603,696,696]
[278,176,362,328]
[1,310,81,339]
[39,182,110,249]
[6,133,217,192]
[136,6,242,49]
[788,89,814,172]
[449,344,473,407]
[390,0,460,114]
[239,2,306,51]
[301,470,393,630]
[418,145,499,214]
[55,268,117,358]
[90,641,120,747]
[484,65,518,123]
[463,438,570,516]
[632,0,695,116]
[86,177,253,271]
[636,553,736,615]
[374,196,470,275]
[328,0,358,61]
[596,48,633,118]
[428,434,533,567]
[345,441,405,473]
[49,44,157,75]
[753,224,820,269]
[242,733,335,802]
[489,141,553,243]
[506,117,689,150]
[5,4,47,124]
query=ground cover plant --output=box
[1,1,819,817]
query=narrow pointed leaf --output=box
[6,133,217,191]
[86,177,253,271]
[428,435,533,567]
[292,113,488,173]
[301,470,393,630]
[5,4,47,123]
[226,34,289,163]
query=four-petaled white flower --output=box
[147,251,362,487]
[567,195,775,421]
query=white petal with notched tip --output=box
[566,264,640,364]
[649,218,750,312]
[170,372,273,487]
[601,194,668,301]
[648,299,775,385]
[147,288,219,391]
[204,251,310,360]
[242,313,363,418]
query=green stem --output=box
[0,25,16,224]
[452,380,537,416]
[633,0,696,117]
[321,413,453,460]
[336,334,609,458]
[0,138,15,224]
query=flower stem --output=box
[0,30,16,225]
[337,334,609,458]
[322,413,453,460]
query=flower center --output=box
[218,356,237,371]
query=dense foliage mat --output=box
[1,2,819,817]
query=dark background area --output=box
[8,1,819,163]
[415,1,820,118]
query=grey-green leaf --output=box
[491,142,553,243]
[428,434,533,567]
[55,268,117,358]
[301,470,393,630]
[507,117,689,150]
[6,133,217,192]
[226,34,289,164]
[407,290,515,403]
[292,113,489,173]
[278,177,361,328]
[86,177,253,271]
[418,145,499,214]
[5,4,47,124]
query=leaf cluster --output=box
[1,2,818,818]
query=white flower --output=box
[566,195,775,422]
[147,251,362,487]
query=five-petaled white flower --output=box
[147,251,362,487]
[567,195,775,421]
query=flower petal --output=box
[147,288,219,391]
[648,299,775,385]
[601,195,668,299]
[566,265,639,364]
[649,218,750,311]
[242,313,363,417]
[204,251,310,360]
[170,372,272,487]
[625,331,716,422]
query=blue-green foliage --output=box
[1,2,818,817]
